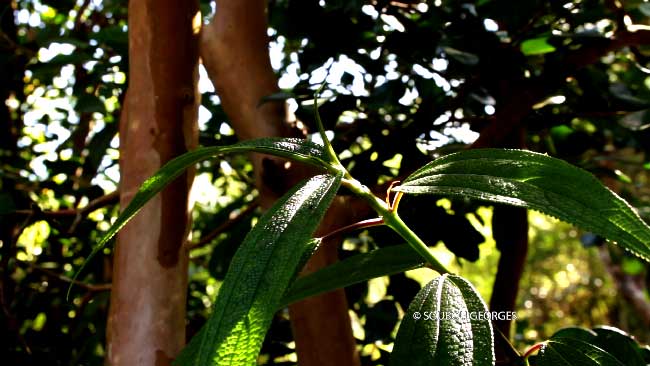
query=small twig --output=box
[68,191,119,233]
[13,191,119,218]
[73,0,92,32]
[319,217,385,242]
[28,264,111,292]
[522,342,544,359]
[494,325,522,361]
[187,199,260,250]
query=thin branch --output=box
[73,0,92,32]
[27,264,111,292]
[187,199,260,250]
[68,191,119,233]
[319,217,385,242]
[13,191,119,218]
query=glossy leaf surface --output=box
[537,338,624,366]
[549,326,646,366]
[395,149,650,262]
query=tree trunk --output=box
[106,2,199,365]
[473,117,528,366]
[200,1,361,365]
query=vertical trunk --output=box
[473,117,529,366]
[200,1,361,364]
[490,206,528,336]
[106,2,199,366]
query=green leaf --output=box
[551,327,597,343]
[176,173,342,366]
[69,138,333,294]
[537,338,624,366]
[521,37,556,55]
[591,326,646,366]
[394,149,650,262]
[390,274,494,366]
[280,244,426,308]
[547,326,646,366]
[76,94,106,114]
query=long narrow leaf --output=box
[68,138,331,293]
[176,173,341,366]
[395,149,650,262]
[280,244,426,308]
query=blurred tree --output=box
[2,1,650,365]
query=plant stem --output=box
[320,217,384,242]
[313,84,342,166]
[341,177,449,274]
[523,342,544,359]
[311,89,446,273]
[384,213,449,274]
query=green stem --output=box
[312,88,447,272]
[313,84,341,166]
[341,178,449,274]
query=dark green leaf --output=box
[390,274,494,366]
[76,94,106,114]
[395,149,650,262]
[69,138,333,292]
[591,326,646,366]
[551,327,597,343]
[176,173,342,366]
[280,244,426,308]
[537,338,624,366]
[93,25,128,46]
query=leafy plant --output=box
[75,99,650,365]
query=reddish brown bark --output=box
[200,1,361,365]
[106,2,200,366]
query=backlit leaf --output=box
[395,149,650,262]
[176,173,341,366]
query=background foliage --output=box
[1,0,650,364]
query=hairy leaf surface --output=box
[395,149,650,262]
[176,173,341,366]
[390,274,494,366]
